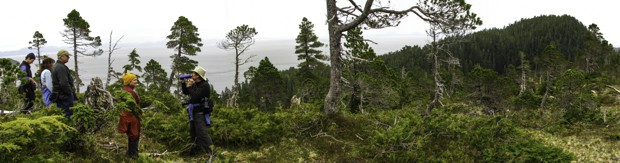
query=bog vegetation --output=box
[1,3,620,163]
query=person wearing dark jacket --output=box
[181,66,214,155]
[19,52,37,113]
[118,73,142,158]
[51,50,76,119]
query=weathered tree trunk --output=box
[539,72,550,115]
[234,47,240,86]
[167,45,182,91]
[106,31,123,88]
[73,29,81,93]
[519,54,527,96]
[427,47,443,115]
[324,0,343,116]
[427,29,445,115]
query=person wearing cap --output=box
[51,49,76,119]
[180,66,214,155]
[19,52,38,113]
[39,57,55,106]
[118,73,142,158]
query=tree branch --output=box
[337,0,375,33]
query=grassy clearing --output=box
[523,128,620,162]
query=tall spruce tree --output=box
[250,57,285,112]
[123,49,142,73]
[295,17,326,77]
[28,31,47,66]
[294,17,326,102]
[323,0,481,116]
[166,16,203,90]
[143,59,167,91]
[295,17,327,101]
[61,9,103,93]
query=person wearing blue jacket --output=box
[19,53,37,113]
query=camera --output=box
[179,74,191,79]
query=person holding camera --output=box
[180,66,213,155]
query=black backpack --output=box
[203,97,214,113]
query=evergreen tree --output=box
[0,58,26,87]
[166,16,203,90]
[143,59,167,91]
[250,57,285,112]
[466,65,516,116]
[28,31,47,66]
[536,43,566,113]
[295,17,326,78]
[61,9,103,93]
[123,49,142,73]
[343,27,377,113]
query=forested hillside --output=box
[382,15,616,74]
[1,9,619,163]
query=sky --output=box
[0,0,618,52]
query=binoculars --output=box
[179,74,191,79]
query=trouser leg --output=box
[193,113,213,153]
[126,124,139,157]
[23,89,35,112]
[127,136,139,157]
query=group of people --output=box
[19,50,74,116]
[18,50,214,158]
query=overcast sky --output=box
[0,0,617,52]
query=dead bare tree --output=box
[218,24,258,107]
[425,5,477,114]
[105,31,124,87]
[324,0,481,116]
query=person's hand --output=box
[30,78,38,87]
[187,79,194,87]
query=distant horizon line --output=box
[0,33,427,53]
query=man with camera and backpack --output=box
[180,66,214,156]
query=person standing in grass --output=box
[180,66,214,156]
[51,50,76,119]
[118,72,142,158]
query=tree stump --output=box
[84,77,114,112]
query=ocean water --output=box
[2,36,425,92]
